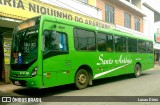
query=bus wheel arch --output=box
[75,65,93,89]
[134,62,142,78]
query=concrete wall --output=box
[132,0,141,8]
[142,5,154,38]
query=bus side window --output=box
[43,30,68,52]
[114,36,126,52]
[128,38,137,52]
[51,32,68,52]
[97,33,114,52]
[138,40,146,53]
[56,33,68,51]
[74,28,96,51]
[146,41,153,53]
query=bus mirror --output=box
[51,31,56,40]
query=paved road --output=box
[1,69,160,105]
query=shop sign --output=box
[0,0,115,29]
[155,35,160,43]
[3,38,12,64]
[154,28,160,43]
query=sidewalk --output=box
[153,64,160,70]
[0,81,23,96]
[0,80,5,85]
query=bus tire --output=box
[134,64,141,78]
[75,69,89,89]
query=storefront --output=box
[0,31,12,83]
[0,0,114,83]
[0,24,15,82]
[154,28,160,66]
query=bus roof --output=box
[41,15,152,41]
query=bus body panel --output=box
[42,20,74,88]
[10,15,154,89]
[10,75,43,88]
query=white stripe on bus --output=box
[94,63,129,79]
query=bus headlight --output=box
[31,67,38,77]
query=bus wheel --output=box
[75,69,89,89]
[134,64,141,78]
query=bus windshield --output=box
[11,26,38,65]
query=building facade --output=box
[142,0,160,66]
[96,0,146,36]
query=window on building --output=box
[114,36,127,52]
[105,4,114,24]
[74,28,96,51]
[97,33,114,52]
[124,12,131,28]
[135,18,140,31]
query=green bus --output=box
[10,15,154,89]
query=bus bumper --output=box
[9,76,43,88]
